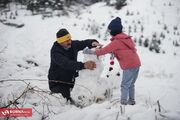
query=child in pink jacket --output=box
[84,17,141,105]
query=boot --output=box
[120,100,127,105]
[128,99,136,105]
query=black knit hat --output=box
[108,17,123,36]
[56,28,69,38]
[56,28,71,43]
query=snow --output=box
[0,0,180,119]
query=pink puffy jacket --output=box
[95,33,141,70]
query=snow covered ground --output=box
[0,0,180,119]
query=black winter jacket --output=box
[48,39,96,92]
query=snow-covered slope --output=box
[0,0,180,119]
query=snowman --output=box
[71,48,113,107]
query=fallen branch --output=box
[2,83,31,108]
[157,100,161,112]
[115,111,119,120]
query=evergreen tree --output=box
[115,0,127,10]
[0,0,10,8]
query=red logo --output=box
[0,108,32,117]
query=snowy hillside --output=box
[0,0,180,119]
